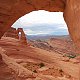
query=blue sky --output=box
[12,10,69,35]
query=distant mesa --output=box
[3,27,27,45]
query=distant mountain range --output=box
[27,35,71,40]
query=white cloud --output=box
[19,10,65,26]
[12,10,68,35]
[24,29,35,35]
[56,24,67,30]
[24,29,45,35]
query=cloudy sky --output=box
[12,10,69,35]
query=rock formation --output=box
[0,37,79,80]
[3,27,27,44]
[17,28,27,44]
[0,0,80,51]
[0,0,65,40]
[4,27,19,39]
[0,1,80,79]
[64,0,80,53]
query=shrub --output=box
[33,70,37,73]
[39,63,45,68]
[63,54,76,59]
[67,55,76,59]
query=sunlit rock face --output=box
[0,0,80,53]
[64,0,80,53]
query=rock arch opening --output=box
[0,1,80,80]
[12,10,68,36]
[1,10,79,80]
[18,32,21,40]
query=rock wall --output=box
[64,0,80,53]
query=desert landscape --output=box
[1,0,80,80]
[0,27,80,80]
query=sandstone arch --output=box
[17,28,27,44]
[3,27,27,44]
[0,0,80,52]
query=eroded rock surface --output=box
[64,0,80,53]
[0,0,80,53]
[4,27,19,39]
[0,37,80,80]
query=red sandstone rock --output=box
[4,27,19,39]
[64,0,80,53]
[62,57,70,62]
[0,37,79,80]
[0,0,80,53]
[0,0,65,39]
[17,28,27,44]
[70,58,80,64]
[3,27,27,45]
